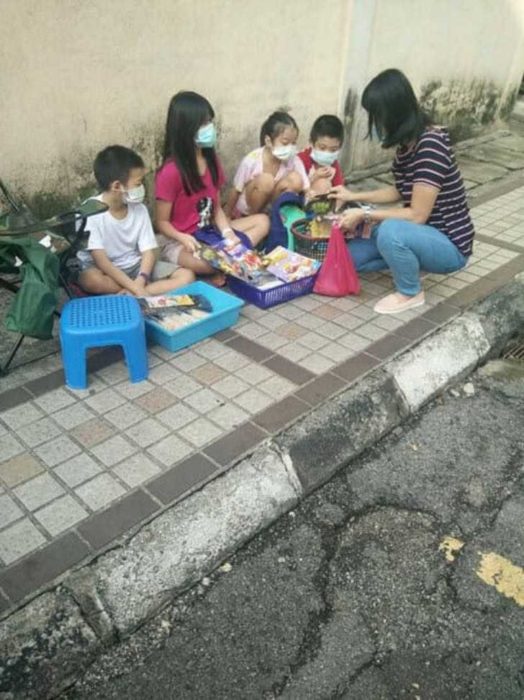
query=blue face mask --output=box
[371,124,385,143]
[311,149,340,167]
[195,123,217,148]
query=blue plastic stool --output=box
[59,295,148,389]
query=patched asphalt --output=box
[64,359,524,700]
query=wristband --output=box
[138,271,150,283]
[362,205,372,225]
[222,227,234,237]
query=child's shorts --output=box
[157,236,184,265]
[78,256,178,280]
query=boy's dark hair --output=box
[162,91,218,195]
[361,68,430,149]
[260,111,298,146]
[93,145,144,191]
[310,115,344,144]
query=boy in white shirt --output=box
[77,145,194,295]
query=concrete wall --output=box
[343,0,524,170]
[0,0,349,214]
[1,0,523,213]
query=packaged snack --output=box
[262,246,320,283]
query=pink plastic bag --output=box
[313,223,360,296]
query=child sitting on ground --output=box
[77,145,194,295]
[298,114,345,196]
[155,91,269,278]
[225,111,310,218]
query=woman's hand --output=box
[328,185,358,203]
[338,208,365,232]
[177,233,200,254]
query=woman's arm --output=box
[154,199,199,253]
[339,183,439,229]
[330,184,402,205]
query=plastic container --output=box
[227,274,316,310]
[144,281,244,352]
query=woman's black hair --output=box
[361,69,431,148]
[259,111,298,146]
[162,91,218,194]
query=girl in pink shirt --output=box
[155,92,269,276]
[225,111,310,218]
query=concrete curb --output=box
[2,274,524,699]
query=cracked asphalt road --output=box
[65,359,524,700]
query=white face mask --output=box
[123,184,145,204]
[272,144,297,161]
[311,149,340,167]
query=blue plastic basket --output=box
[227,274,316,309]
[144,281,244,352]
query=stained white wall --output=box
[1,0,523,204]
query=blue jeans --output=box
[348,219,467,295]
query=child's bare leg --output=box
[244,173,275,213]
[273,171,303,199]
[177,250,217,276]
[231,213,270,247]
[144,268,195,295]
[78,269,123,295]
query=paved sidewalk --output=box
[1,129,524,619]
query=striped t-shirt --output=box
[392,128,475,256]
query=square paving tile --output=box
[212,375,250,399]
[104,402,148,430]
[190,362,227,385]
[0,453,43,488]
[53,453,103,488]
[15,417,62,448]
[33,388,77,414]
[85,388,127,414]
[34,495,89,537]
[34,435,82,468]
[252,396,309,433]
[156,403,198,430]
[179,418,224,447]
[91,435,138,467]
[147,434,193,467]
[125,417,170,448]
[164,375,203,399]
[75,473,127,511]
[68,418,116,448]
[148,362,182,385]
[14,472,65,511]
[0,494,23,529]
[207,403,250,430]
[112,453,161,488]
[258,375,295,400]
[0,518,47,565]
[53,403,96,430]
[234,388,275,414]
[184,388,225,414]
[194,339,229,360]
[170,352,207,372]
[134,387,177,413]
[2,403,43,431]
[114,379,157,400]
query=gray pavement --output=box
[63,357,524,700]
